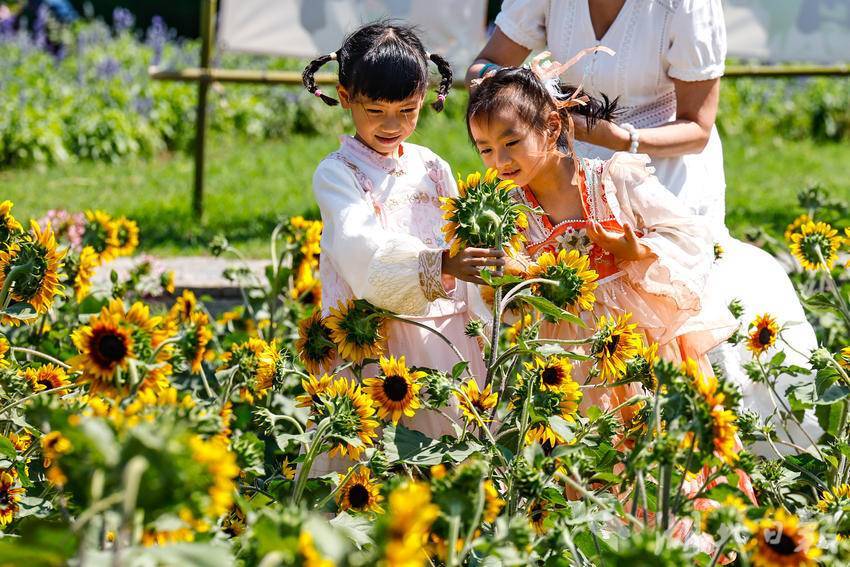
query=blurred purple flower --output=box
[34,4,49,49]
[145,15,168,65]
[96,57,120,80]
[112,7,135,34]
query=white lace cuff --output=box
[418,248,451,301]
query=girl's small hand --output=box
[586,221,652,261]
[442,248,506,285]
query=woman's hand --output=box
[586,221,652,262]
[571,114,631,150]
[442,248,506,285]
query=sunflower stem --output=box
[0,384,79,416]
[457,480,486,564]
[0,262,32,312]
[292,418,330,505]
[816,247,850,327]
[498,278,559,313]
[10,347,71,369]
[445,512,462,567]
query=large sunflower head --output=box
[747,313,780,357]
[324,377,380,460]
[82,210,120,262]
[0,221,65,326]
[326,299,387,365]
[379,482,439,567]
[440,168,526,257]
[0,200,23,249]
[515,366,583,450]
[364,355,425,424]
[746,508,821,567]
[112,216,139,257]
[70,307,135,394]
[591,313,642,382]
[167,290,198,324]
[789,220,842,271]
[526,249,598,315]
[683,359,738,466]
[296,311,336,376]
[337,466,384,514]
[524,355,575,392]
[0,471,24,527]
[21,363,71,394]
[454,379,498,426]
[73,246,101,303]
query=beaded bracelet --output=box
[621,122,640,154]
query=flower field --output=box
[0,166,849,566]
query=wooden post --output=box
[193,0,217,220]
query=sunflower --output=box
[0,221,65,326]
[0,200,23,248]
[0,471,24,527]
[477,480,504,525]
[112,216,139,257]
[167,290,198,324]
[625,340,659,391]
[326,299,387,364]
[440,168,526,257]
[381,482,439,567]
[184,311,212,374]
[41,431,72,486]
[296,373,335,413]
[683,359,739,466]
[296,311,337,376]
[70,308,135,393]
[364,355,425,424]
[784,214,811,242]
[0,335,9,368]
[291,260,319,300]
[337,466,384,513]
[526,249,598,315]
[21,364,71,393]
[746,508,821,567]
[747,313,780,356]
[523,392,583,449]
[838,347,850,371]
[188,434,240,518]
[789,220,842,271]
[225,338,278,404]
[528,499,549,534]
[73,246,100,303]
[82,210,120,262]
[591,313,642,382]
[325,377,380,460]
[505,312,535,345]
[454,379,498,426]
[524,355,574,392]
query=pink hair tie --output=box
[313,89,324,98]
[437,94,446,102]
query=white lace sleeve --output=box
[601,153,713,314]
[313,160,444,315]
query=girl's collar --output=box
[339,135,407,176]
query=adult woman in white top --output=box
[466,0,821,452]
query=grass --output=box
[1,111,848,257]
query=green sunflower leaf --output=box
[513,295,586,327]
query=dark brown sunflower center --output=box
[348,484,370,509]
[758,327,774,346]
[94,332,128,365]
[530,506,544,522]
[383,375,409,402]
[0,490,10,506]
[765,532,799,556]
[605,334,621,356]
[541,367,564,386]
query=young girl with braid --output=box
[302,23,503,473]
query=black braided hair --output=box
[301,21,450,111]
[301,52,339,106]
[428,52,453,111]
[466,66,619,147]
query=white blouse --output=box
[495,0,730,240]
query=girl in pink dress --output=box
[302,23,504,473]
[468,64,735,418]
[467,63,756,548]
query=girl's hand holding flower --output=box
[442,248,506,285]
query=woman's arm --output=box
[465,27,530,86]
[572,77,720,158]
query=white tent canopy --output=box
[218,0,850,69]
